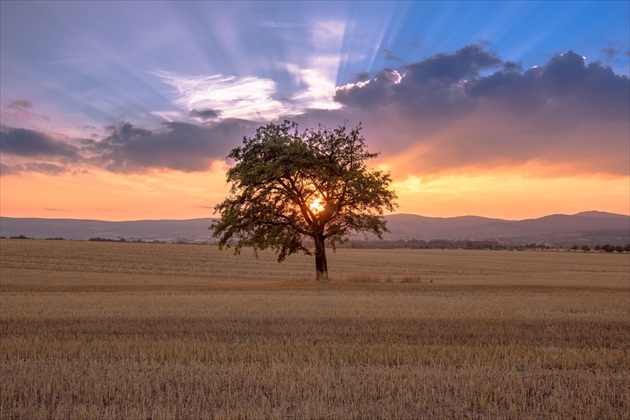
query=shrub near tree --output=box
[211,120,397,280]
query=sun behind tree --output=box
[210,120,397,280]
[309,197,325,214]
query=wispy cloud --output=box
[152,18,347,120]
[150,111,187,123]
[6,99,32,110]
[152,71,289,121]
[1,162,69,176]
[256,20,303,29]
[290,20,345,110]
[1,99,49,129]
[284,59,343,111]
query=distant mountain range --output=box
[1,211,628,246]
[380,211,629,246]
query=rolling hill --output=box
[380,211,629,245]
[1,211,628,246]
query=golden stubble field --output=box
[1,239,628,419]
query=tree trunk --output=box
[314,235,328,281]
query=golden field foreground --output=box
[1,239,628,419]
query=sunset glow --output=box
[1,1,628,221]
[309,198,325,215]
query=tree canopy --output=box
[210,120,397,280]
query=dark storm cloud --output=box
[334,46,629,177]
[335,69,403,109]
[469,50,629,118]
[1,118,257,175]
[0,127,79,158]
[353,72,370,82]
[92,119,256,172]
[336,46,628,118]
[336,45,503,115]
[502,61,522,72]
[190,109,221,120]
[400,44,502,83]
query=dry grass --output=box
[1,239,629,419]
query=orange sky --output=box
[1,11,628,222]
[1,162,628,221]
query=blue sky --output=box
[2,1,628,131]
[1,1,629,220]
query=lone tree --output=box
[210,120,397,280]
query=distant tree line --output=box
[87,237,206,245]
[566,244,630,253]
[343,239,630,253]
[345,239,506,250]
[2,235,629,253]
[88,237,168,244]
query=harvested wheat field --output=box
[1,239,628,419]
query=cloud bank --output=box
[0,127,79,159]
[1,45,628,180]
[92,120,257,173]
[335,46,630,177]
[1,119,257,175]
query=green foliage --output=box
[211,120,397,262]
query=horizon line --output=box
[1,210,628,224]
